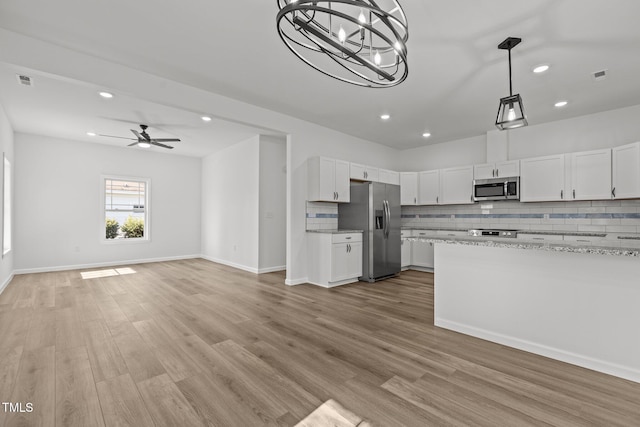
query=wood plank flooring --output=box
[1,259,640,426]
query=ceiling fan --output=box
[99,124,180,149]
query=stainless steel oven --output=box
[473,176,519,201]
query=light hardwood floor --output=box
[1,259,640,426]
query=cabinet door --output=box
[350,163,367,181]
[440,166,474,205]
[401,230,412,268]
[418,170,440,205]
[378,169,400,185]
[412,237,434,268]
[400,172,418,205]
[570,149,612,200]
[330,242,350,282]
[474,163,497,180]
[520,154,566,202]
[334,160,351,202]
[612,142,640,199]
[347,241,363,278]
[495,160,520,178]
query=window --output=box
[102,176,150,241]
[2,154,11,256]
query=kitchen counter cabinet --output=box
[474,160,520,180]
[520,154,566,202]
[411,230,435,270]
[439,165,474,205]
[400,230,412,269]
[307,232,362,287]
[568,148,612,201]
[435,243,640,383]
[612,141,640,199]
[400,172,418,205]
[308,157,350,203]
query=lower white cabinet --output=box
[307,232,363,287]
[401,230,412,269]
[411,231,435,269]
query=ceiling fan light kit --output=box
[276,0,409,88]
[495,36,528,130]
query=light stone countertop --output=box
[306,229,363,234]
[403,233,640,257]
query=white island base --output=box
[435,243,640,383]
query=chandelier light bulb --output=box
[374,50,381,66]
[338,26,346,44]
[507,107,516,121]
[358,10,366,25]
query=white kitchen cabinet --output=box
[378,169,400,185]
[612,141,640,199]
[349,163,379,182]
[411,230,435,269]
[568,149,612,201]
[474,160,520,179]
[307,232,362,287]
[401,230,412,269]
[308,157,350,203]
[400,172,418,205]
[418,170,440,205]
[520,154,566,202]
[439,165,474,205]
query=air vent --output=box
[16,74,33,87]
[592,69,607,81]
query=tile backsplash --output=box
[401,200,640,234]
[306,201,338,230]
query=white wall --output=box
[258,135,286,272]
[0,103,14,292]
[395,135,487,172]
[201,136,260,272]
[14,133,201,272]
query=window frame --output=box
[100,174,151,244]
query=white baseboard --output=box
[436,318,640,384]
[199,255,258,274]
[285,277,309,286]
[13,254,201,275]
[0,272,14,296]
[257,265,286,274]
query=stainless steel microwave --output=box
[473,176,520,201]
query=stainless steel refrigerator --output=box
[338,181,401,282]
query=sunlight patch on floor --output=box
[80,267,136,279]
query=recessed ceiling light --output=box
[422,132,431,138]
[99,91,113,99]
[380,114,390,120]
[554,101,568,108]
[86,132,96,137]
[533,64,550,74]
[201,116,212,122]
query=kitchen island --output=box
[426,237,640,383]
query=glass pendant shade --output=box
[496,94,527,130]
[276,0,408,88]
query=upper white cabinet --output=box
[520,154,566,202]
[350,163,379,182]
[308,157,350,203]
[474,160,520,180]
[439,166,474,205]
[418,170,440,205]
[378,169,400,185]
[400,172,418,205]
[612,141,640,199]
[568,149,612,201]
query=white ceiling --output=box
[1,0,640,156]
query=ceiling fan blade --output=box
[150,138,181,142]
[150,141,174,149]
[98,134,137,140]
[128,142,139,146]
[131,129,149,141]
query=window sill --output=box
[101,238,151,245]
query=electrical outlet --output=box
[543,213,550,221]
[450,214,455,221]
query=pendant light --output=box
[276,1,409,88]
[495,37,527,130]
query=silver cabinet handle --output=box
[345,236,351,239]
[533,237,544,240]
[560,190,563,199]
[573,189,576,199]
[612,187,616,198]
[414,197,417,204]
[496,168,499,177]
[492,169,495,177]
[436,196,439,204]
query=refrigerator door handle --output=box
[384,200,390,239]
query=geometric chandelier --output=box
[495,37,528,130]
[276,0,408,88]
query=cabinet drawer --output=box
[563,235,605,243]
[401,230,413,238]
[332,233,363,244]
